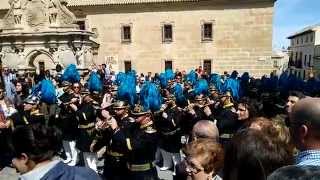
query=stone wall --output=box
[0,1,275,77]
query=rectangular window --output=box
[162,24,173,42]
[309,55,312,67]
[203,60,212,74]
[306,36,309,43]
[202,23,213,41]
[165,60,173,70]
[124,61,132,72]
[304,55,307,66]
[295,52,298,61]
[310,34,314,42]
[297,38,299,44]
[122,25,131,42]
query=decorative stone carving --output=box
[1,47,22,68]
[2,0,77,32]
[4,0,26,28]
[51,48,60,63]
[25,0,47,31]
[75,47,85,67]
[2,47,15,54]
[10,0,23,25]
[56,46,77,67]
[53,0,77,26]
[0,0,99,72]
[18,48,26,61]
[84,47,94,66]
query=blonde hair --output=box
[183,138,224,174]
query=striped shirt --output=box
[296,150,320,166]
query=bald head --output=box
[192,120,219,142]
[290,98,320,136]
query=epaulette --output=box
[145,126,157,134]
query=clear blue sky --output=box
[273,0,320,49]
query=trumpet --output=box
[183,99,213,112]
[155,99,177,113]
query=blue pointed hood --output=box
[194,79,209,96]
[61,64,80,83]
[88,72,103,93]
[40,80,57,104]
[117,71,137,106]
[139,82,162,112]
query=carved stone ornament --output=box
[26,0,47,31]
[2,0,77,32]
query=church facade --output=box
[0,0,276,76]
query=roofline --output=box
[0,0,276,10]
[287,29,315,39]
[66,0,276,7]
[287,24,320,39]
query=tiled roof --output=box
[287,23,320,39]
[67,0,199,6]
[0,0,199,10]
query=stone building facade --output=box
[288,24,320,79]
[0,0,98,72]
[0,0,276,77]
[271,50,289,76]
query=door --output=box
[38,61,45,72]
[203,60,212,75]
[165,60,173,70]
[124,61,132,73]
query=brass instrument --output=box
[183,98,214,112]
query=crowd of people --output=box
[0,63,320,180]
